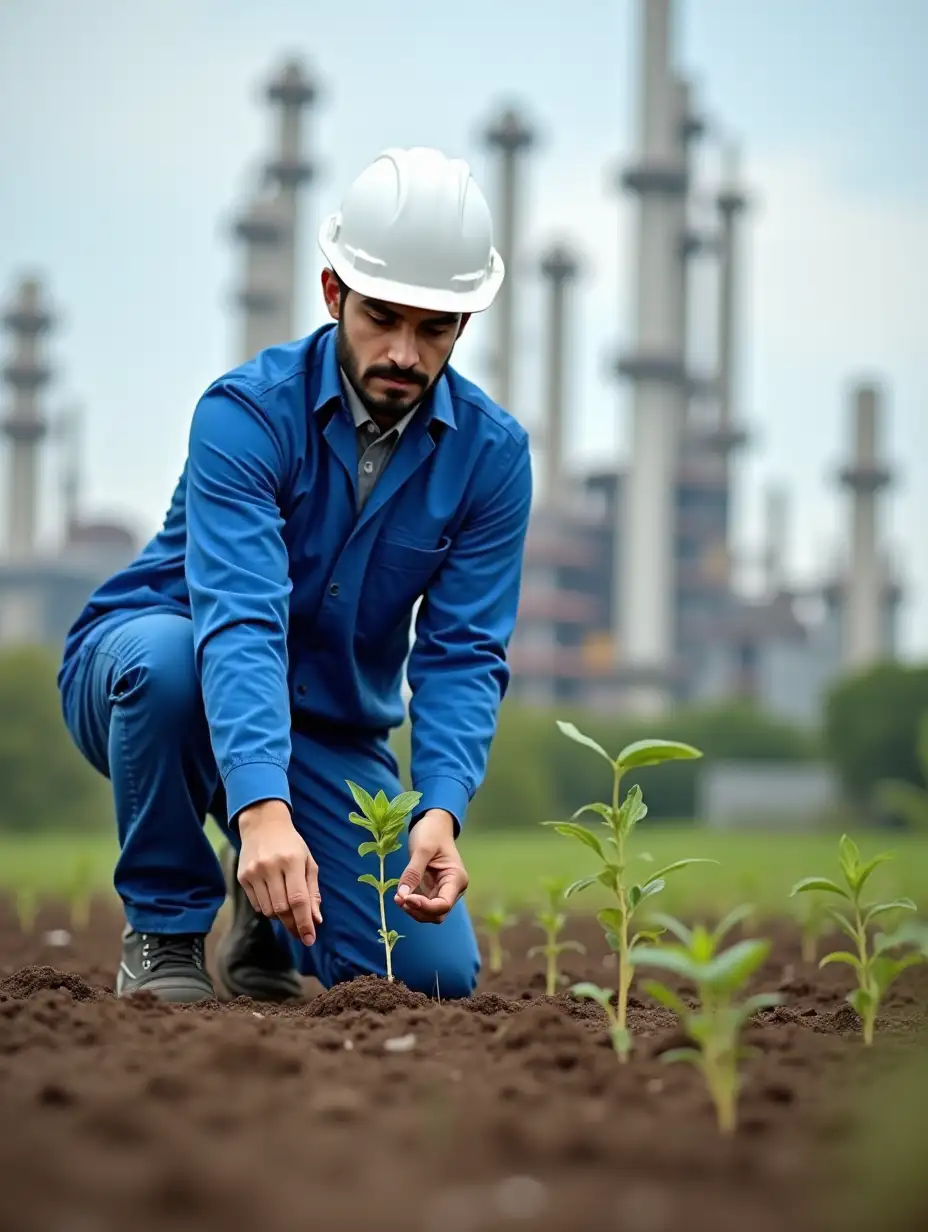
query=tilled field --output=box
[0,896,926,1232]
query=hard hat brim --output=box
[318,216,505,315]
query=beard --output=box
[335,318,454,426]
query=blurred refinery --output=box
[0,0,903,726]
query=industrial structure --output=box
[499,0,902,726]
[0,5,905,729]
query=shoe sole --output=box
[116,976,215,1005]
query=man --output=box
[57,146,532,1005]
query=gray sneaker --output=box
[215,843,304,1003]
[116,925,215,1003]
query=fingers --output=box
[396,849,430,903]
[283,857,322,946]
[399,867,468,924]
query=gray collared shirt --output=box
[340,370,417,511]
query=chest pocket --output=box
[359,534,452,639]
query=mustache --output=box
[364,364,427,388]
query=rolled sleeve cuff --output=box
[412,775,470,837]
[224,760,292,828]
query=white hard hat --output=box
[318,146,505,314]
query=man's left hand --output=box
[395,809,468,924]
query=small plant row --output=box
[526,721,927,1134]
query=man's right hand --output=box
[237,801,322,946]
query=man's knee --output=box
[109,615,202,732]
[393,927,481,1000]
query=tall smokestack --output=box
[482,106,536,413]
[234,195,289,363]
[839,382,892,668]
[264,58,319,342]
[1,276,54,560]
[613,0,688,715]
[539,243,580,507]
[763,482,788,596]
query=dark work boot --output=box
[215,842,304,1003]
[116,926,215,1003]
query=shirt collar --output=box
[312,323,456,431]
[340,367,416,439]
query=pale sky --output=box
[1,0,925,654]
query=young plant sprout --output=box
[15,887,37,935]
[544,721,709,1060]
[346,780,422,983]
[630,906,783,1135]
[528,878,585,996]
[478,904,518,975]
[67,856,94,932]
[794,891,830,964]
[790,834,923,1045]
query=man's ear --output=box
[457,313,471,337]
[321,268,341,321]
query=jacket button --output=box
[328,582,340,597]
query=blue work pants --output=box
[59,612,479,997]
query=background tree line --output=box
[1,642,927,834]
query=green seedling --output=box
[794,891,830,964]
[790,833,922,1045]
[544,721,709,1060]
[630,906,783,1135]
[478,904,518,974]
[67,855,95,932]
[15,887,38,935]
[528,878,585,996]
[346,780,422,983]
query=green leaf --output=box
[645,858,718,887]
[597,907,625,934]
[569,802,614,825]
[346,779,378,819]
[819,950,863,972]
[348,811,379,834]
[556,720,614,765]
[647,912,694,947]
[873,920,928,956]
[711,903,755,945]
[826,907,860,944]
[570,982,613,1009]
[382,790,423,826]
[863,898,918,927]
[852,852,894,894]
[701,938,771,992]
[642,979,689,1017]
[838,834,861,878]
[357,873,382,891]
[789,877,851,899]
[383,878,401,892]
[660,1047,703,1068]
[597,866,620,893]
[847,986,874,1019]
[871,953,925,995]
[638,879,666,904]
[548,822,606,860]
[557,939,586,955]
[564,875,600,899]
[357,841,379,858]
[616,738,703,770]
[738,992,785,1020]
[618,784,648,831]
[629,945,703,984]
[631,928,667,947]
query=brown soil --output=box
[1,894,926,1232]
